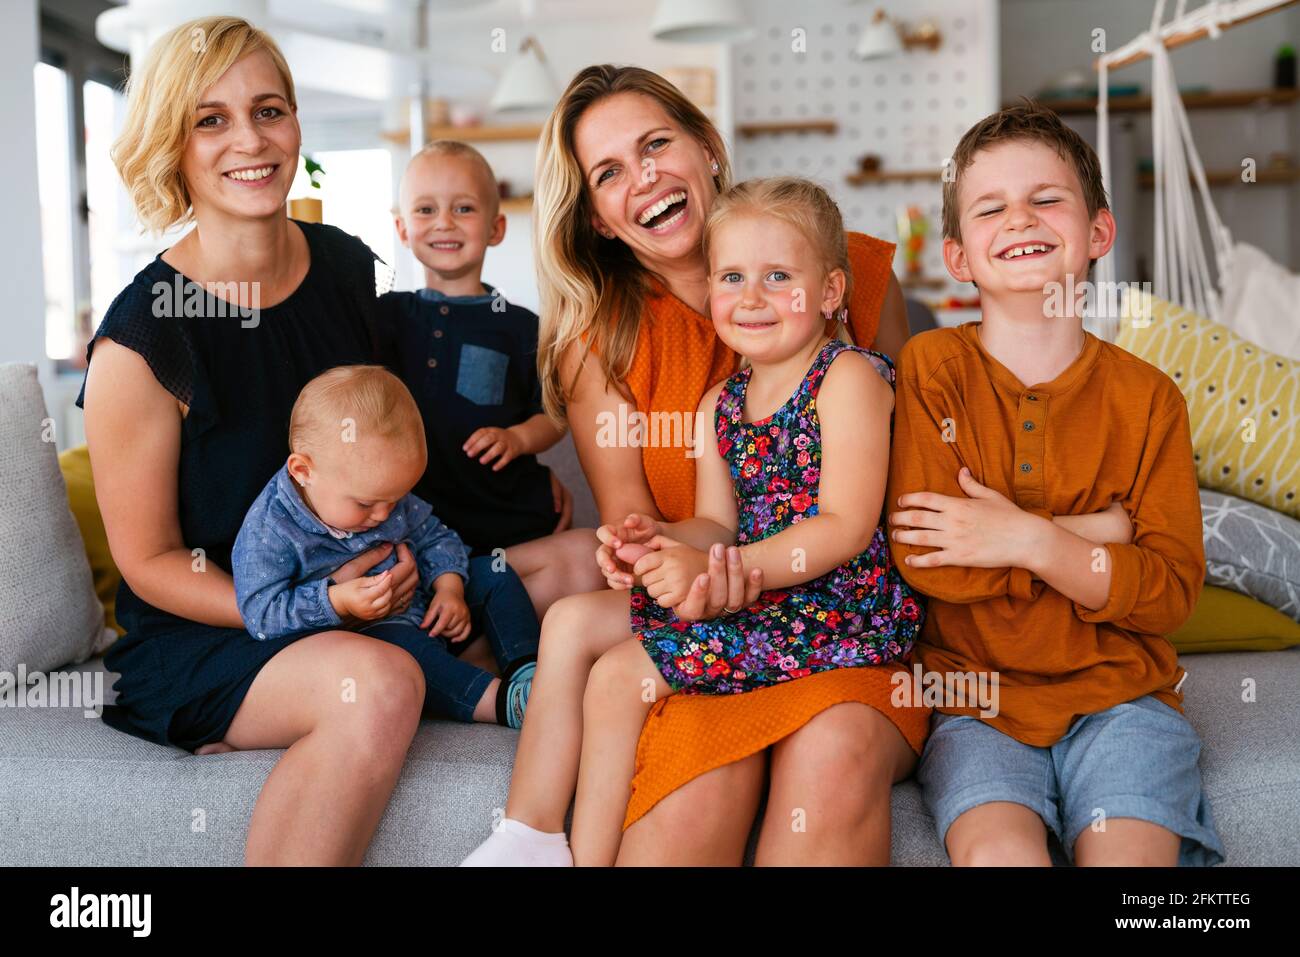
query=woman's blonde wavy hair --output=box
[113,16,297,234]
[533,65,732,427]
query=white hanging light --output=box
[489,36,560,113]
[853,9,903,61]
[651,0,754,44]
[97,0,270,65]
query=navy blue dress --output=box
[75,221,388,751]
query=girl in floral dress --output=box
[463,178,923,866]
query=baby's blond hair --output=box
[289,365,426,462]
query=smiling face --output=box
[180,49,300,223]
[396,150,505,282]
[943,139,1115,299]
[573,91,720,271]
[287,436,426,534]
[707,212,845,365]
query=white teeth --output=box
[226,166,275,181]
[638,191,687,225]
[1000,243,1051,259]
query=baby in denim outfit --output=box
[231,364,539,727]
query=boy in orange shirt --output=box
[886,103,1223,866]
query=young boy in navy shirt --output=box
[381,141,602,617]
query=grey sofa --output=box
[3,427,1299,865]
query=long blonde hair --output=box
[113,16,297,234]
[533,65,732,426]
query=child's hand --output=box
[464,426,523,472]
[422,585,472,642]
[634,537,710,608]
[595,513,662,589]
[328,571,394,621]
[889,467,1046,570]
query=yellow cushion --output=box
[1171,585,1300,653]
[58,444,123,638]
[1116,293,1299,518]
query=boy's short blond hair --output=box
[289,365,426,461]
[403,140,500,217]
[942,100,1109,243]
[113,16,297,234]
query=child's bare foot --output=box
[195,741,236,755]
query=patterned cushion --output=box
[1201,489,1300,622]
[1116,293,1299,518]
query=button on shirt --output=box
[231,464,469,640]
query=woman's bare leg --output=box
[754,702,915,866]
[212,631,425,866]
[503,588,633,832]
[570,638,672,866]
[616,752,768,865]
[505,528,604,619]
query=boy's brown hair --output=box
[941,100,1109,243]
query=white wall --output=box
[731,0,1000,297]
[0,0,50,377]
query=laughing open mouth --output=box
[637,190,688,231]
[997,242,1056,260]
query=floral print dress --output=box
[631,336,925,694]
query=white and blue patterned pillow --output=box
[1200,489,1300,622]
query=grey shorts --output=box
[917,694,1225,866]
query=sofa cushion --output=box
[0,364,110,694]
[1200,488,1300,622]
[2,650,1297,866]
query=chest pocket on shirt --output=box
[456,343,510,406]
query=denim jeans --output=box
[361,555,539,722]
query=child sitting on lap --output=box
[231,364,539,727]
[462,177,925,866]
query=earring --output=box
[711,160,720,174]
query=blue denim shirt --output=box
[232,463,469,640]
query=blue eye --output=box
[767,271,791,282]
[455,205,474,214]
[720,272,743,283]
[595,167,616,185]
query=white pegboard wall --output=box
[730,0,999,290]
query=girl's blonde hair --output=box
[113,16,297,234]
[702,177,854,340]
[533,65,732,426]
[289,365,426,462]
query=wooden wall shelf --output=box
[1033,88,1300,115]
[1137,167,1300,188]
[737,120,838,137]
[381,123,543,145]
[500,195,534,213]
[846,169,944,185]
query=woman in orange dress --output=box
[532,65,930,865]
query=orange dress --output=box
[617,232,932,830]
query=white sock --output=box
[459,817,572,867]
